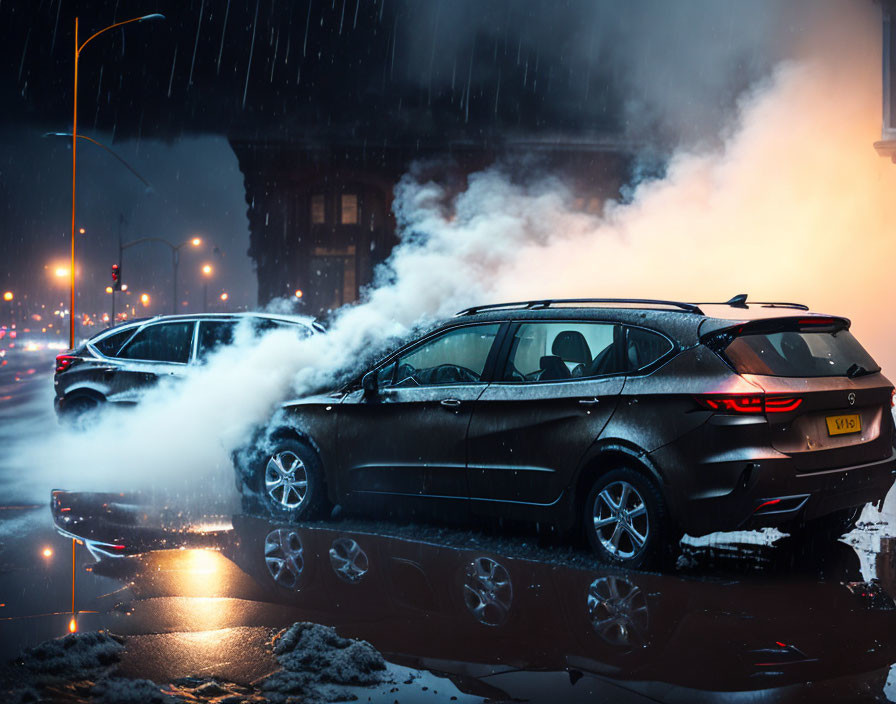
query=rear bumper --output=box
[657,447,896,537]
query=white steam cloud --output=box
[7,1,895,523]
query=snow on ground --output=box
[0,622,480,704]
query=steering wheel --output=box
[394,362,418,386]
[427,364,479,384]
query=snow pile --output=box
[3,631,181,704]
[260,622,386,703]
[90,676,181,704]
[14,631,123,680]
[1,624,395,704]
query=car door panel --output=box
[338,384,486,499]
[108,321,196,400]
[465,320,625,508]
[335,322,504,506]
[467,377,624,506]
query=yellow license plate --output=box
[826,414,861,436]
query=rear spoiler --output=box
[699,315,851,349]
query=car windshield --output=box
[723,329,880,378]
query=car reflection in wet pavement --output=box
[7,490,896,702]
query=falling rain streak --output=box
[188,0,205,87]
[168,46,177,98]
[243,0,260,109]
[217,0,231,74]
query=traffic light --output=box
[111,263,122,291]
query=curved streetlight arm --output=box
[44,132,152,190]
[121,237,200,252]
[78,14,165,55]
[121,236,175,252]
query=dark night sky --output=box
[0,0,813,321]
[0,128,252,316]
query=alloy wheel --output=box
[587,575,649,648]
[462,556,513,627]
[329,538,369,583]
[264,528,305,589]
[264,450,308,510]
[592,480,650,559]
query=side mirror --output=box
[361,370,379,399]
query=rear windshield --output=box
[722,329,880,378]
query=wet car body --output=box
[238,298,896,565]
[53,312,321,419]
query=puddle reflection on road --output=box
[19,491,896,701]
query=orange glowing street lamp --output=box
[201,264,213,312]
[67,12,164,349]
[119,235,202,314]
[2,291,12,302]
[140,293,151,307]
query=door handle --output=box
[440,398,462,408]
[578,397,600,406]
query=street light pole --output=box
[201,264,213,313]
[68,13,164,348]
[120,237,203,313]
[172,248,179,314]
[69,17,78,348]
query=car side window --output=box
[118,322,195,363]
[250,318,314,337]
[197,321,237,360]
[91,327,137,357]
[390,324,501,387]
[623,326,673,372]
[376,361,396,386]
[503,322,621,382]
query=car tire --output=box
[58,396,102,430]
[786,507,861,543]
[255,437,328,522]
[584,468,678,569]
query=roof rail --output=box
[691,294,809,312]
[456,298,705,316]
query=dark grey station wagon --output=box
[235,296,896,567]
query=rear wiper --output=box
[846,363,870,378]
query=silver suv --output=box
[54,312,321,422]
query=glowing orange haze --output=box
[463,4,896,373]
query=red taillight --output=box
[764,397,803,413]
[753,498,782,512]
[696,394,803,414]
[55,355,77,373]
[698,395,764,413]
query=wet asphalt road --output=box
[2,345,896,702]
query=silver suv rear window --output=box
[723,330,880,378]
